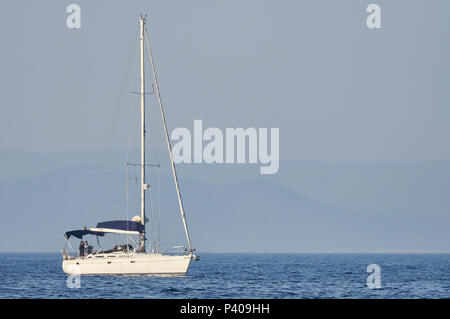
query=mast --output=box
[144,24,194,253]
[139,15,146,252]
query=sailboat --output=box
[62,15,197,275]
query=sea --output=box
[0,253,449,298]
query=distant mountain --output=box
[269,160,450,219]
[0,149,449,252]
[4,150,450,220]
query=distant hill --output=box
[0,149,449,252]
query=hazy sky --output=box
[1,0,450,162]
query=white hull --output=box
[63,252,193,275]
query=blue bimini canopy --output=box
[64,229,105,240]
[91,220,144,235]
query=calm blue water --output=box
[0,253,449,298]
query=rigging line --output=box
[145,130,157,251]
[91,37,137,219]
[87,24,140,226]
[130,91,154,95]
[126,162,129,249]
[144,49,162,253]
[126,124,139,225]
[143,71,162,253]
[127,162,160,167]
[147,131,158,251]
[124,23,142,230]
[144,26,193,252]
[147,190,157,252]
[126,27,141,222]
[157,162,161,252]
[140,33,164,253]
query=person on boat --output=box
[84,241,90,255]
[86,241,93,255]
[79,240,85,257]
